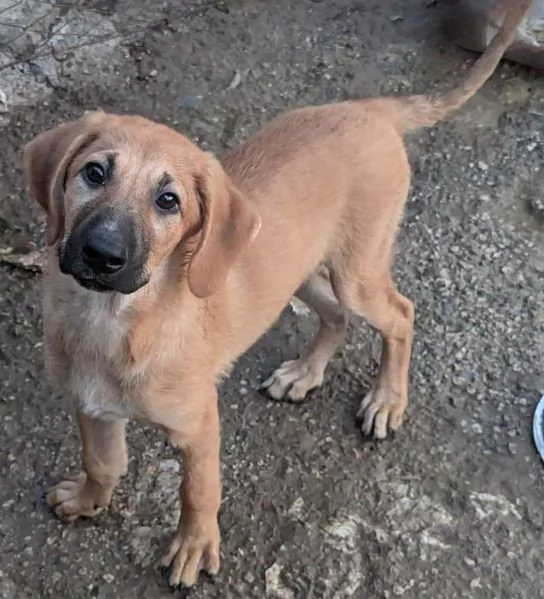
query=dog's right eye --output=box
[156,192,179,212]
[82,162,106,187]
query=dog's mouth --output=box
[59,250,151,295]
[72,274,114,293]
[65,266,150,295]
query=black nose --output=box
[81,222,128,274]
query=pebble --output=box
[0,90,7,113]
[226,70,242,90]
[470,422,483,434]
[179,94,200,109]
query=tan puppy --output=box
[23,1,531,589]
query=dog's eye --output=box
[82,162,106,187]
[156,192,179,212]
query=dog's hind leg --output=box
[333,269,414,440]
[262,269,348,401]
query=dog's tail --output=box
[393,0,532,133]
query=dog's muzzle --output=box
[59,209,150,294]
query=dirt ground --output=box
[0,1,542,598]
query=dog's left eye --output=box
[156,192,179,212]
[82,162,106,187]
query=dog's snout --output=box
[81,219,128,274]
[60,208,147,293]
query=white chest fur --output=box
[44,276,141,421]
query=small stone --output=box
[149,69,158,77]
[226,70,242,90]
[179,94,200,109]
[289,298,311,317]
[215,0,230,12]
[470,422,483,434]
[470,578,481,589]
[477,161,488,171]
[102,573,115,583]
[0,90,7,113]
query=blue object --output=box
[179,95,200,110]
[533,395,544,464]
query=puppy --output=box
[23,1,531,588]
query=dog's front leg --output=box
[46,412,128,520]
[158,387,221,588]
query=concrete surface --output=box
[0,0,542,597]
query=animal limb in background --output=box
[444,0,544,70]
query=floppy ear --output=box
[188,154,262,299]
[23,110,104,245]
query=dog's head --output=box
[23,111,261,298]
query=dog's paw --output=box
[357,387,406,439]
[46,473,106,521]
[162,513,220,588]
[261,359,324,402]
[262,359,323,402]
